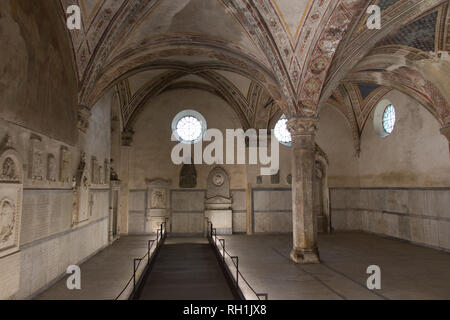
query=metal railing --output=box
[114,221,168,300]
[206,218,268,300]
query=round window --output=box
[172,110,207,144]
[374,99,396,138]
[382,104,396,134]
[274,115,292,146]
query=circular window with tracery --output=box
[374,99,396,138]
[382,104,396,134]
[172,110,207,144]
[274,115,292,146]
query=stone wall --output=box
[252,188,292,233]
[231,190,247,233]
[0,91,113,299]
[130,89,247,191]
[330,187,450,250]
[128,190,147,234]
[327,91,450,250]
[18,189,109,298]
[0,1,104,298]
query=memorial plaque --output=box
[0,136,23,257]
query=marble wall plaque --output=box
[0,141,23,257]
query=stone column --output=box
[288,117,320,264]
[118,128,134,235]
[109,180,121,243]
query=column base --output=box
[290,248,320,264]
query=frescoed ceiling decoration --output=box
[357,83,381,100]
[59,0,450,153]
[375,0,401,11]
[377,10,439,52]
[320,0,450,155]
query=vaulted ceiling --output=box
[60,0,450,151]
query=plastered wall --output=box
[329,90,450,250]
[0,0,79,146]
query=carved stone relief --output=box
[47,154,57,182]
[151,189,166,209]
[29,135,45,181]
[60,146,71,183]
[0,135,23,257]
[110,159,119,181]
[145,178,171,234]
[91,157,100,184]
[72,152,90,226]
[1,157,17,181]
[205,167,232,234]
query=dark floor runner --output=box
[137,243,235,300]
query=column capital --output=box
[121,128,135,146]
[77,105,91,133]
[287,117,319,137]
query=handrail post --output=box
[148,240,155,264]
[219,239,225,263]
[164,217,169,234]
[133,258,142,294]
[231,256,239,288]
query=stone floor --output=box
[36,235,155,300]
[222,232,450,300]
[36,232,450,300]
